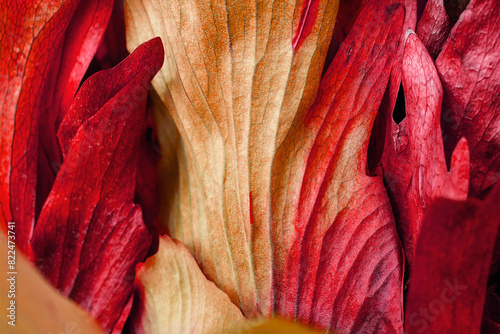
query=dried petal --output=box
[125,0,340,317]
[436,0,500,198]
[416,0,451,59]
[271,2,405,332]
[130,236,252,334]
[382,32,469,272]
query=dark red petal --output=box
[272,2,405,332]
[483,289,500,333]
[382,32,469,273]
[416,0,451,59]
[111,289,134,334]
[136,134,160,229]
[31,37,164,333]
[95,0,129,70]
[387,0,417,109]
[436,0,500,198]
[333,0,370,44]
[404,183,500,333]
[0,0,113,254]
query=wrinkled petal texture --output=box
[416,0,451,59]
[125,0,340,317]
[366,0,416,175]
[131,236,252,334]
[272,2,404,332]
[31,37,164,333]
[405,184,500,333]
[382,32,469,272]
[0,0,113,254]
[436,0,500,198]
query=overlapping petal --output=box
[125,0,340,317]
[436,0,500,199]
[0,0,113,254]
[380,31,469,273]
[416,0,451,59]
[31,37,164,333]
[272,2,404,331]
[130,236,252,334]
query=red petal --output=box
[293,0,323,51]
[36,0,114,217]
[416,0,451,59]
[404,184,500,333]
[0,0,113,254]
[382,32,469,272]
[272,2,405,332]
[367,0,416,170]
[386,0,417,113]
[436,0,500,198]
[95,0,129,70]
[31,37,164,332]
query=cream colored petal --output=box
[125,0,339,317]
[134,236,253,334]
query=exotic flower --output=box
[0,0,499,333]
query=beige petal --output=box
[125,0,339,318]
[132,236,253,334]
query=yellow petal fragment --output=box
[244,318,327,334]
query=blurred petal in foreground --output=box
[0,233,103,334]
[405,183,500,333]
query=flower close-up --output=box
[0,0,499,333]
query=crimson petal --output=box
[381,32,469,273]
[31,37,164,333]
[416,0,451,59]
[436,0,500,199]
[272,2,405,332]
[404,184,500,333]
[0,0,113,254]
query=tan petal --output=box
[125,0,339,317]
